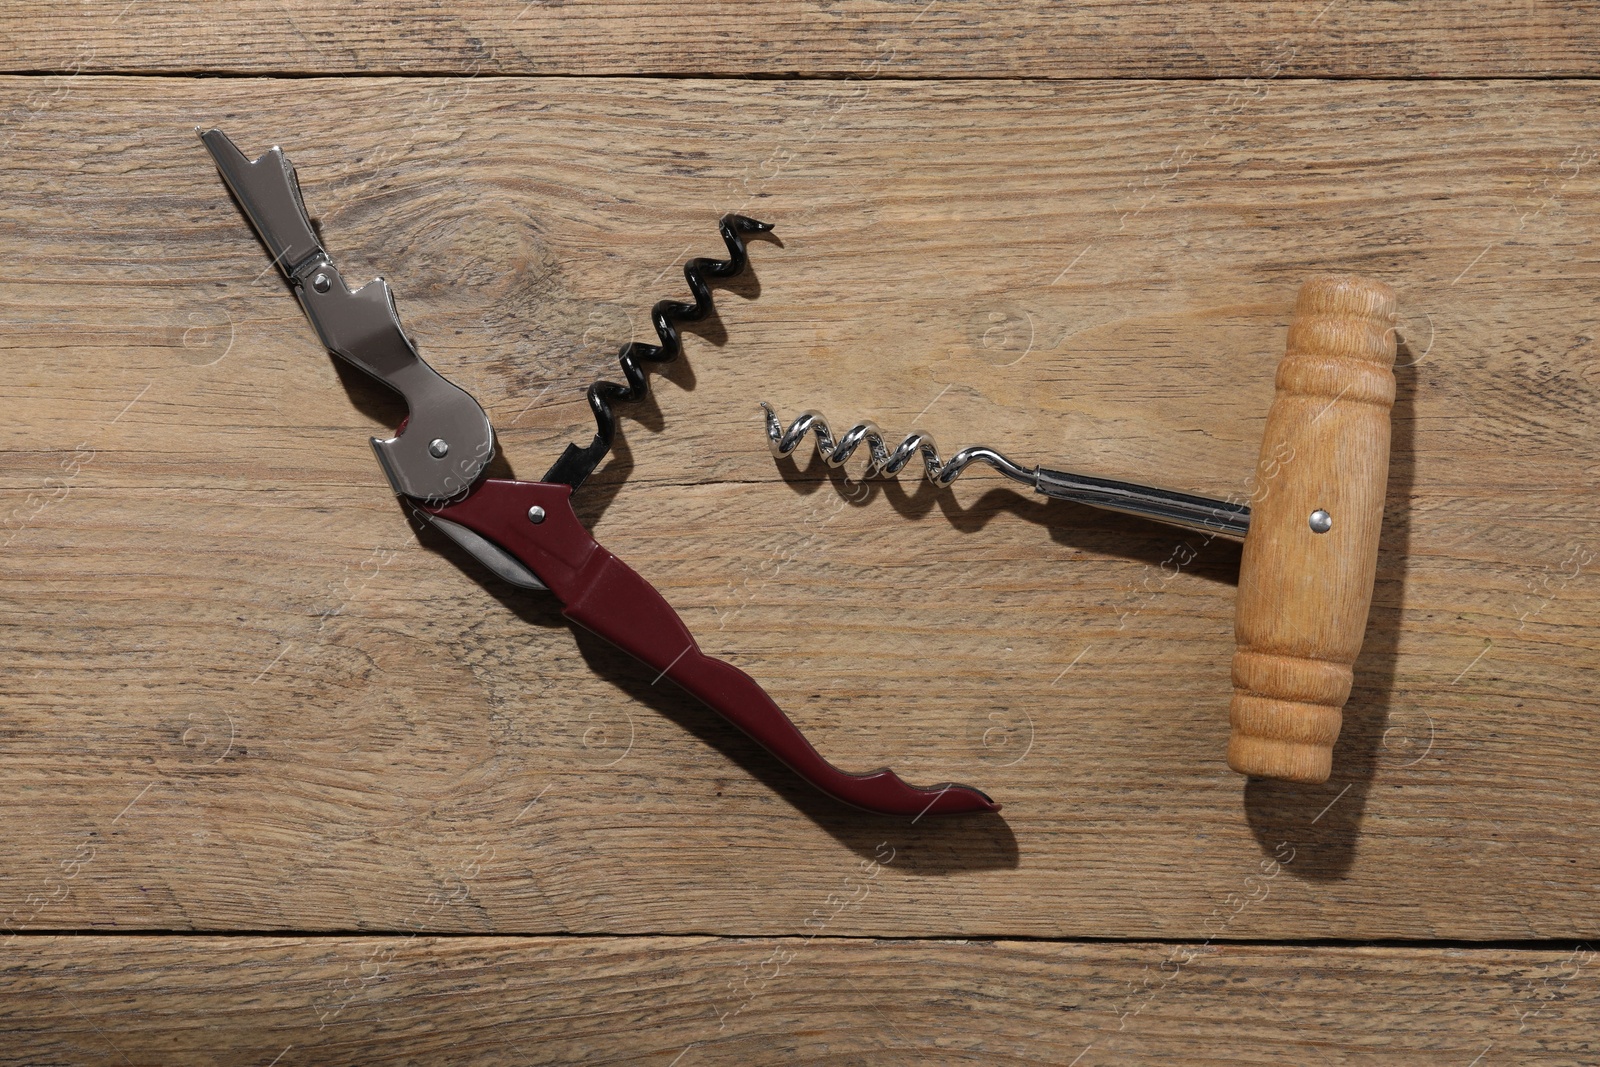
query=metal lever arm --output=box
[199,127,493,502]
[423,479,999,817]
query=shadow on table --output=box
[415,508,1018,869]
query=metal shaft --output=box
[1031,468,1249,540]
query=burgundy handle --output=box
[425,479,998,817]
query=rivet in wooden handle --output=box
[1228,275,1398,784]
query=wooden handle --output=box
[1228,275,1398,783]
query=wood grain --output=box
[8,2,1600,78]
[2,935,1597,1065]
[1228,275,1398,784]
[3,75,1599,946]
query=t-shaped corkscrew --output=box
[764,276,1399,784]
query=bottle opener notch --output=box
[200,128,495,503]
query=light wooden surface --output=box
[3,936,1598,1066]
[7,2,1600,78]
[3,6,1599,1061]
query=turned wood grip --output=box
[1228,275,1398,784]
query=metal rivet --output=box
[428,438,450,458]
[312,273,331,293]
[527,506,546,524]
[1309,509,1333,534]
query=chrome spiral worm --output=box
[760,402,1254,539]
[759,403,1035,488]
[544,213,773,491]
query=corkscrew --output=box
[201,128,996,818]
[764,276,1399,785]
[761,406,1252,539]
[544,214,772,491]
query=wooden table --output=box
[4,4,1598,1063]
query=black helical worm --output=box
[542,214,773,491]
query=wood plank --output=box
[7,2,1600,78]
[3,76,1599,941]
[2,935,1597,1065]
